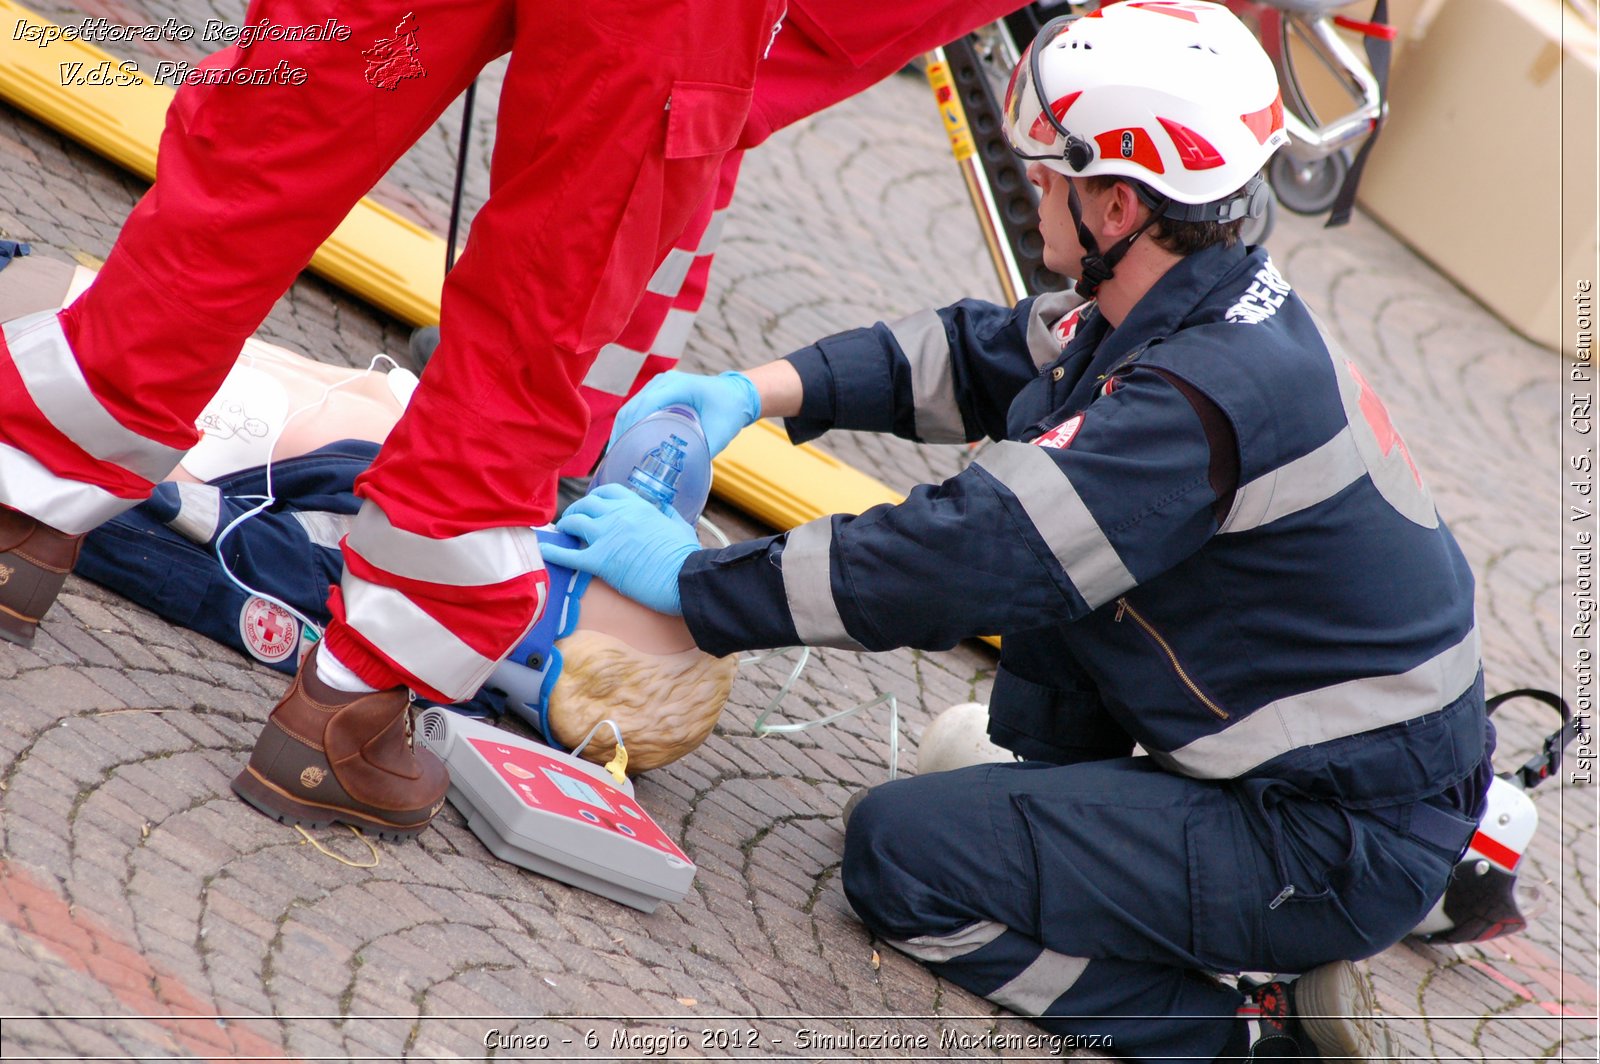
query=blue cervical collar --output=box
[493,527,592,745]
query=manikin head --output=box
[489,540,736,774]
[546,579,735,772]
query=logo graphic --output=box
[299,766,326,788]
[239,596,298,664]
[1034,414,1084,450]
[1225,259,1292,325]
[1120,130,1135,158]
[1053,302,1092,347]
[0,563,12,587]
[1347,360,1421,487]
[363,12,424,90]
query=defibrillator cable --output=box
[209,353,402,641]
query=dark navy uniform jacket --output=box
[681,242,1489,809]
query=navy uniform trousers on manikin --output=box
[675,243,1492,1061]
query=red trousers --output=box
[0,0,1017,699]
[0,0,781,698]
[566,0,1026,474]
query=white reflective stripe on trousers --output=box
[988,949,1091,1016]
[3,310,185,483]
[0,440,136,535]
[887,920,1006,963]
[338,570,505,700]
[345,501,544,587]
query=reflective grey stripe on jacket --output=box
[1152,626,1481,779]
[888,308,966,443]
[3,310,185,483]
[974,441,1134,609]
[1222,330,1438,533]
[780,516,866,650]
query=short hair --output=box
[1085,174,1247,256]
[546,629,737,772]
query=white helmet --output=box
[1004,1,1288,222]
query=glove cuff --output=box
[719,371,762,428]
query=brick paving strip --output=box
[1,1,1596,1059]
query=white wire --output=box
[741,644,900,781]
[704,508,899,778]
[210,353,401,640]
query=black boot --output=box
[1235,961,1403,1061]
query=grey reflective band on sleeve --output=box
[346,502,543,587]
[1219,426,1365,533]
[887,920,1006,963]
[888,309,965,444]
[4,311,185,484]
[167,482,223,544]
[988,949,1091,1016]
[1153,626,1482,779]
[975,442,1135,610]
[1025,290,1086,369]
[780,517,867,651]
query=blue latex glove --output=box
[609,370,760,457]
[544,484,701,615]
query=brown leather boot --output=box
[0,505,84,648]
[231,664,449,840]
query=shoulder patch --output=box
[1034,414,1084,450]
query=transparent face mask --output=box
[1002,14,1095,170]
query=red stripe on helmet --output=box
[1095,126,1166,174]
[1157,116,1225,170]
[1028,91,1082,147]
[1241,92,1285,145]
[1126,2,1201,22]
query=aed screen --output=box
[543,768,612,812]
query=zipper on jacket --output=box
[1114,597,1230,720]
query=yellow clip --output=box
[604,744,629,785]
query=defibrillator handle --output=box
[1485,688,1581,792]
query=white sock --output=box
[314,644,380,694]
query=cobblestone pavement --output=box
[1,3,1596,1061]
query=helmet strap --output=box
[1066,180,1165,299]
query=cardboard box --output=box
[1356,0,1598,352]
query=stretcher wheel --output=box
[1268,148,1350,216]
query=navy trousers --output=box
[842,757,1472,1062]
